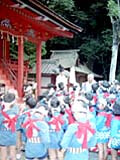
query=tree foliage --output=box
[10,41,47,67]
[48,0,75,13]
[108,0,120,19]
[10,0,120,79]
[44,0,113,79]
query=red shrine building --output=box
[0,0,82,99]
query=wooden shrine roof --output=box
[0,0,83,43]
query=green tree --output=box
[42,1,113,79]
[10,41,47,67]
[79,29,112,78]
[41,0,75,17]
[10,0,116,79]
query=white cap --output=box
[76,95,89,104]
[98,98,107,106]
[32,106,48,116]
[71,100,87,113]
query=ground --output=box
[89,151,120,160]
[18,151,120,160]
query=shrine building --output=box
[0,0,82,99]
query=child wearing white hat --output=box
[60,99,96,160]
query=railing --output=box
[7,59,31,73]
[1,59,18,89]
[0,59,31,90]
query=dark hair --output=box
[3,93,15,103]
[58,64,64,72]
[102,80,110,88]
[50,96,60,108]
[37,95,46,101]
[85,92,93,101]
[26,96,37,108]
[113,99,120,115]
[92,82,99,92]
[64,95,71,105]
[109,87,117,94]
[58,82,64,90]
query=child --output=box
[60,99,96,160]
[0,93,19,160]
[18,104,50,160]
[47,96,68,160]
[109,100,120,160]
[17,96,37,156]
[63,95,75,125]
[96,98,112,160]
[97,80,110,99]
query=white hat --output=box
[71,100,87,113]
[76,95,89,104]
[25,85,33,93]
[32,106,48,116]
[98,98,107,106]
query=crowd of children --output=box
[0,70,120,160]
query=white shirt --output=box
[82,80,96,93]
[56,73,68,91]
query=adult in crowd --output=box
[56,65,68,92]
[81,73,96,93]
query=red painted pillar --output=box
[18,36,24,98]
[5,40,10,61]
[0,39,3,59]
[36,41,42,97]
[2,34,10,61]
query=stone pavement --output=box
[89,151,120,160]
[2,151,120,160]
[19,151,120,160]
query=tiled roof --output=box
[14,0,83,34]
[75,65,102,78]
[41,59,58,74]
[31,59,58,74]
[30,50,102,78]
[50,49,79,68]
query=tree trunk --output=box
[109,20,119,82]
[109,43,119,82]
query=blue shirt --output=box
[0,104,19,146]
[61,120,95,160]
[17,111,50,158]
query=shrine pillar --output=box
[18,36,24,98]
[5,36,10,61]
[0,39,3,59]
[1,33,10,61]
[36,41,42,97]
